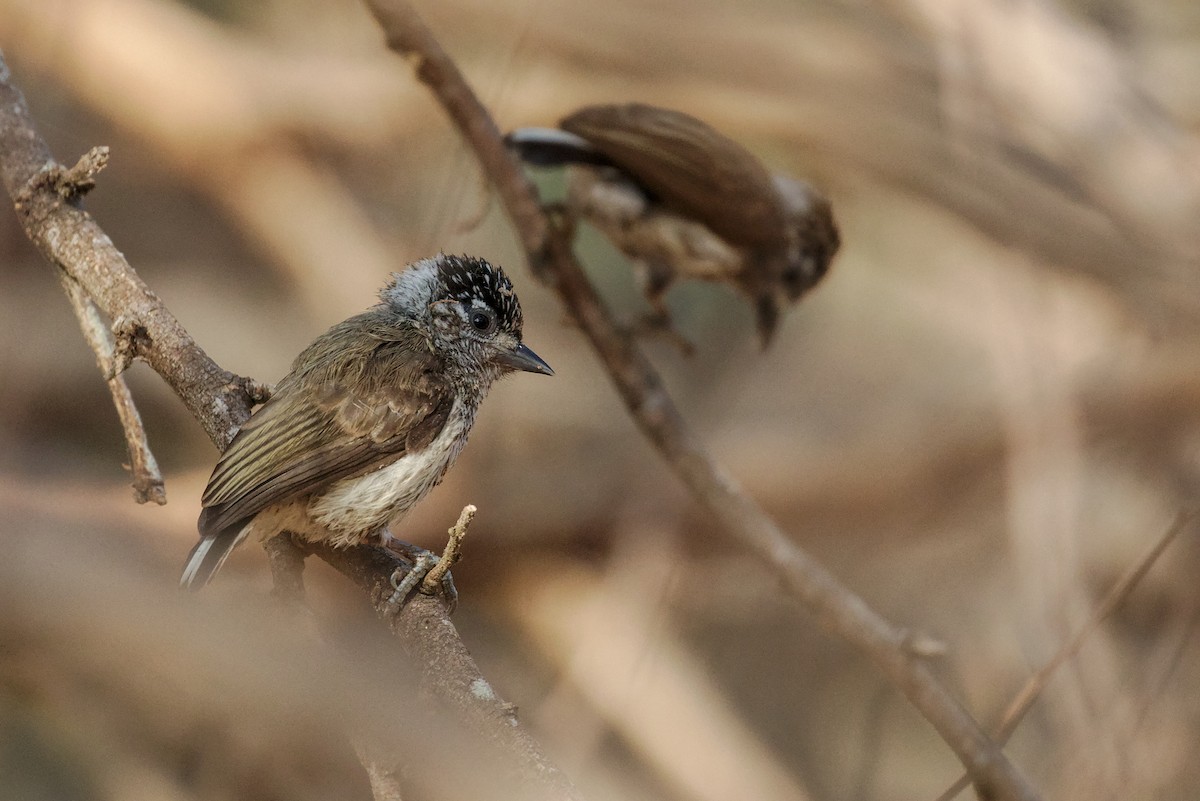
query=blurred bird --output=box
[180,254,553,590]
[506,102,839,345]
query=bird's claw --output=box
[384,546,458,614]
[387,554,433,608]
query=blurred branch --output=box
[358,755,407,801]
[890,0,1200,266]
[361,2,1039,799]
[0,0,406,317]
[995,509,1194,741]
[934,508,1197,801]
[511,558,819,801]
[307,541,585,801]
[263,534,409,801]
[0,49,579,801]
[0,0,417,147]
[264,532,309,609]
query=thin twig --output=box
[264,532,309,610]
[361,2,1038,799]
[933,509,1197,801]
[422,503,475,594]
[62,273,166,504]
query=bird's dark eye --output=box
[469,308,497,334]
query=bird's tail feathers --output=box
[179,524,251,590]
[504,127,613,169]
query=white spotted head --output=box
[381,254,553,386]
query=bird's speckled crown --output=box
[383,254,523,334]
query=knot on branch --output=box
[129,470,167,506]
[206,376,271,450]
[56,146,109,199]
[226,375,272,410]
[109,316,152,378]
[239,376,274,405]
[15,146,110,210]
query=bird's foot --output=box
[382,541,458,614]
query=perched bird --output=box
[180,254,553,589]
[507,102,839,345]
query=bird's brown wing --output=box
[560,103,787,249]
[199,340,453,538]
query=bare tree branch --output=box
[359,2,1041,799]
[264,532,310,609]
[307,541,586,801]
[0,49,580,801]
[357,752,408,801]
[61,260,166,504]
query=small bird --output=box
[506,102,839,345]
[180,254,553,589]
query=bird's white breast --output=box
[308,398,473,546]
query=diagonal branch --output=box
[360,2,1040,799]
[307,540,584,800]
[0,49,579,801]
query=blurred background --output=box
[2,0,1200,799]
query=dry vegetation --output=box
[2,0,1200,800]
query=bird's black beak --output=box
[497,343,554,375]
